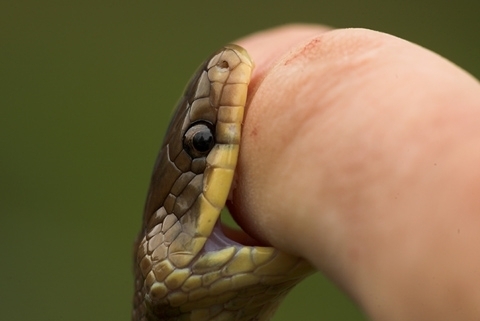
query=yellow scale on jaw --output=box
[133,45,313,321]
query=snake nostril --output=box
[217,60,229,69]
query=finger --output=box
[231,25,480,320]
[231,26,480,266]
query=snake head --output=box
[133,45,313,321]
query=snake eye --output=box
[183,122,215,157]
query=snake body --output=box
[133,45,312,321]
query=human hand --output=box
[229,24,480,321]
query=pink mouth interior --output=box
[203,217,262,252]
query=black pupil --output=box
[192,130,214,152]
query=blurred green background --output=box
[1,1,478,320]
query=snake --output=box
[132,44,313,321]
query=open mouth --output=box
[202,204,264,253]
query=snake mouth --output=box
[221,218,262,246]
[203,206,263,253]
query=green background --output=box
[1,1,478,320]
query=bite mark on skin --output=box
[284,37,323,66]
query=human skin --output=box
[227,25,480,320]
